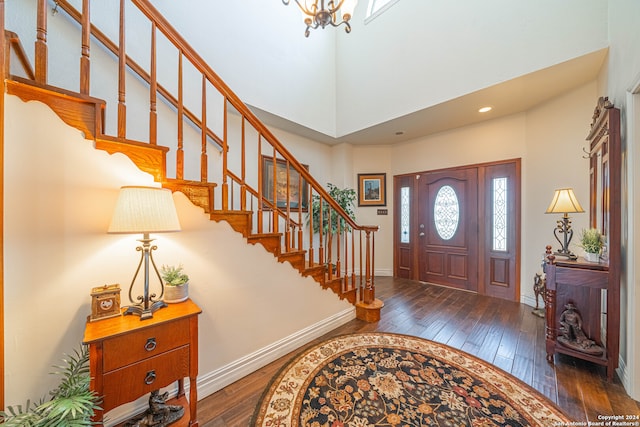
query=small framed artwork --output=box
[262,155,309,212]
[358,173,386,206]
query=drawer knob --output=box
[144,370,156,385]
[144,337,157,352]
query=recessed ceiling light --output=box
[478,106,492,113]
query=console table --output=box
[544,255,618,380]
[541,97,621,382]
[83,299,201,425]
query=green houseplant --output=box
[308,183,357,271]
[161,264,190,303]
[579,228,603,262]
[0,345,101,426]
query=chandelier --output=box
[282,0,358,37]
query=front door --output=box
[394,159,521,301]
[417,168,478,291]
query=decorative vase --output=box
[163,282,189,303]
[584,252,600,263]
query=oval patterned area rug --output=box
[252,333,571,426]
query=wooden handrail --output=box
[130,0,377,233]
[6,0,382,317]
[53,0,374,234]
[52,0,224,149]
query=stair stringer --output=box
[8,78,361,310]
[209,210,359,303]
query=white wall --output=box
[373,83,596,304]
[6,0,639,404]
[149,0,339,137]
[606,0,640,401]
[336,0,609,135]
[4,96,354,418]
[8,1,609,141]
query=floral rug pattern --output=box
[252,333,570,426]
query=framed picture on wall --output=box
[262,155,309,212]
[358,173,386,206]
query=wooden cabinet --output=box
[544,97,620,381]
[544,256,618,380]
[83,299,201,425]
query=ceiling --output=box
[250,49,607,146]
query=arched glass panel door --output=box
[434,185,460,240]
[418,169,478,291]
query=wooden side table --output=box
[83,299,201,425]
[544,256,618,381]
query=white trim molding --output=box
[197,307,356,398]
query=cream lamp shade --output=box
[545,188,585,214]
[108,186,181,234]
[108,186,181,320]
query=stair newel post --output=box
[148,22,157,145]
[35,0,47,84]
[176,52,184,180]
[363,229,373,304]
[319,197,324,266]
[200,75,208,182]
[327,208,333,279]
[371,230,376,296]
[116,0,126,137]
[79,0,90,95]
[358,230,364,300]
[335,212,341,282]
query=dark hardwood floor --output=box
[197,277,640,426]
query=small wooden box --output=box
[90,284,121,322]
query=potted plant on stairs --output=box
[161,264,190,303]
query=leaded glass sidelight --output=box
[433,185,459,240]
[400,187,410,243]
[493,177,508,251]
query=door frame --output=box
[393,158,521,300]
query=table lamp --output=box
[108,186,181,320]
[545,188,584,260]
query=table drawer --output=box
[103,318,190,372]
[102,345,190,412]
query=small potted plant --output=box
[161,264,190,303]
[579,228,603,262]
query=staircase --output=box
[2,0,383,321]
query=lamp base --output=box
[124,300,167,320]
[553,250,578,261]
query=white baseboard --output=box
[521,294,538,308]
[375,268,393,276]
[104,307,356,426]
[617,354,629,391]
[197,307,356,398]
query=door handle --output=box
[419,232,425,236]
